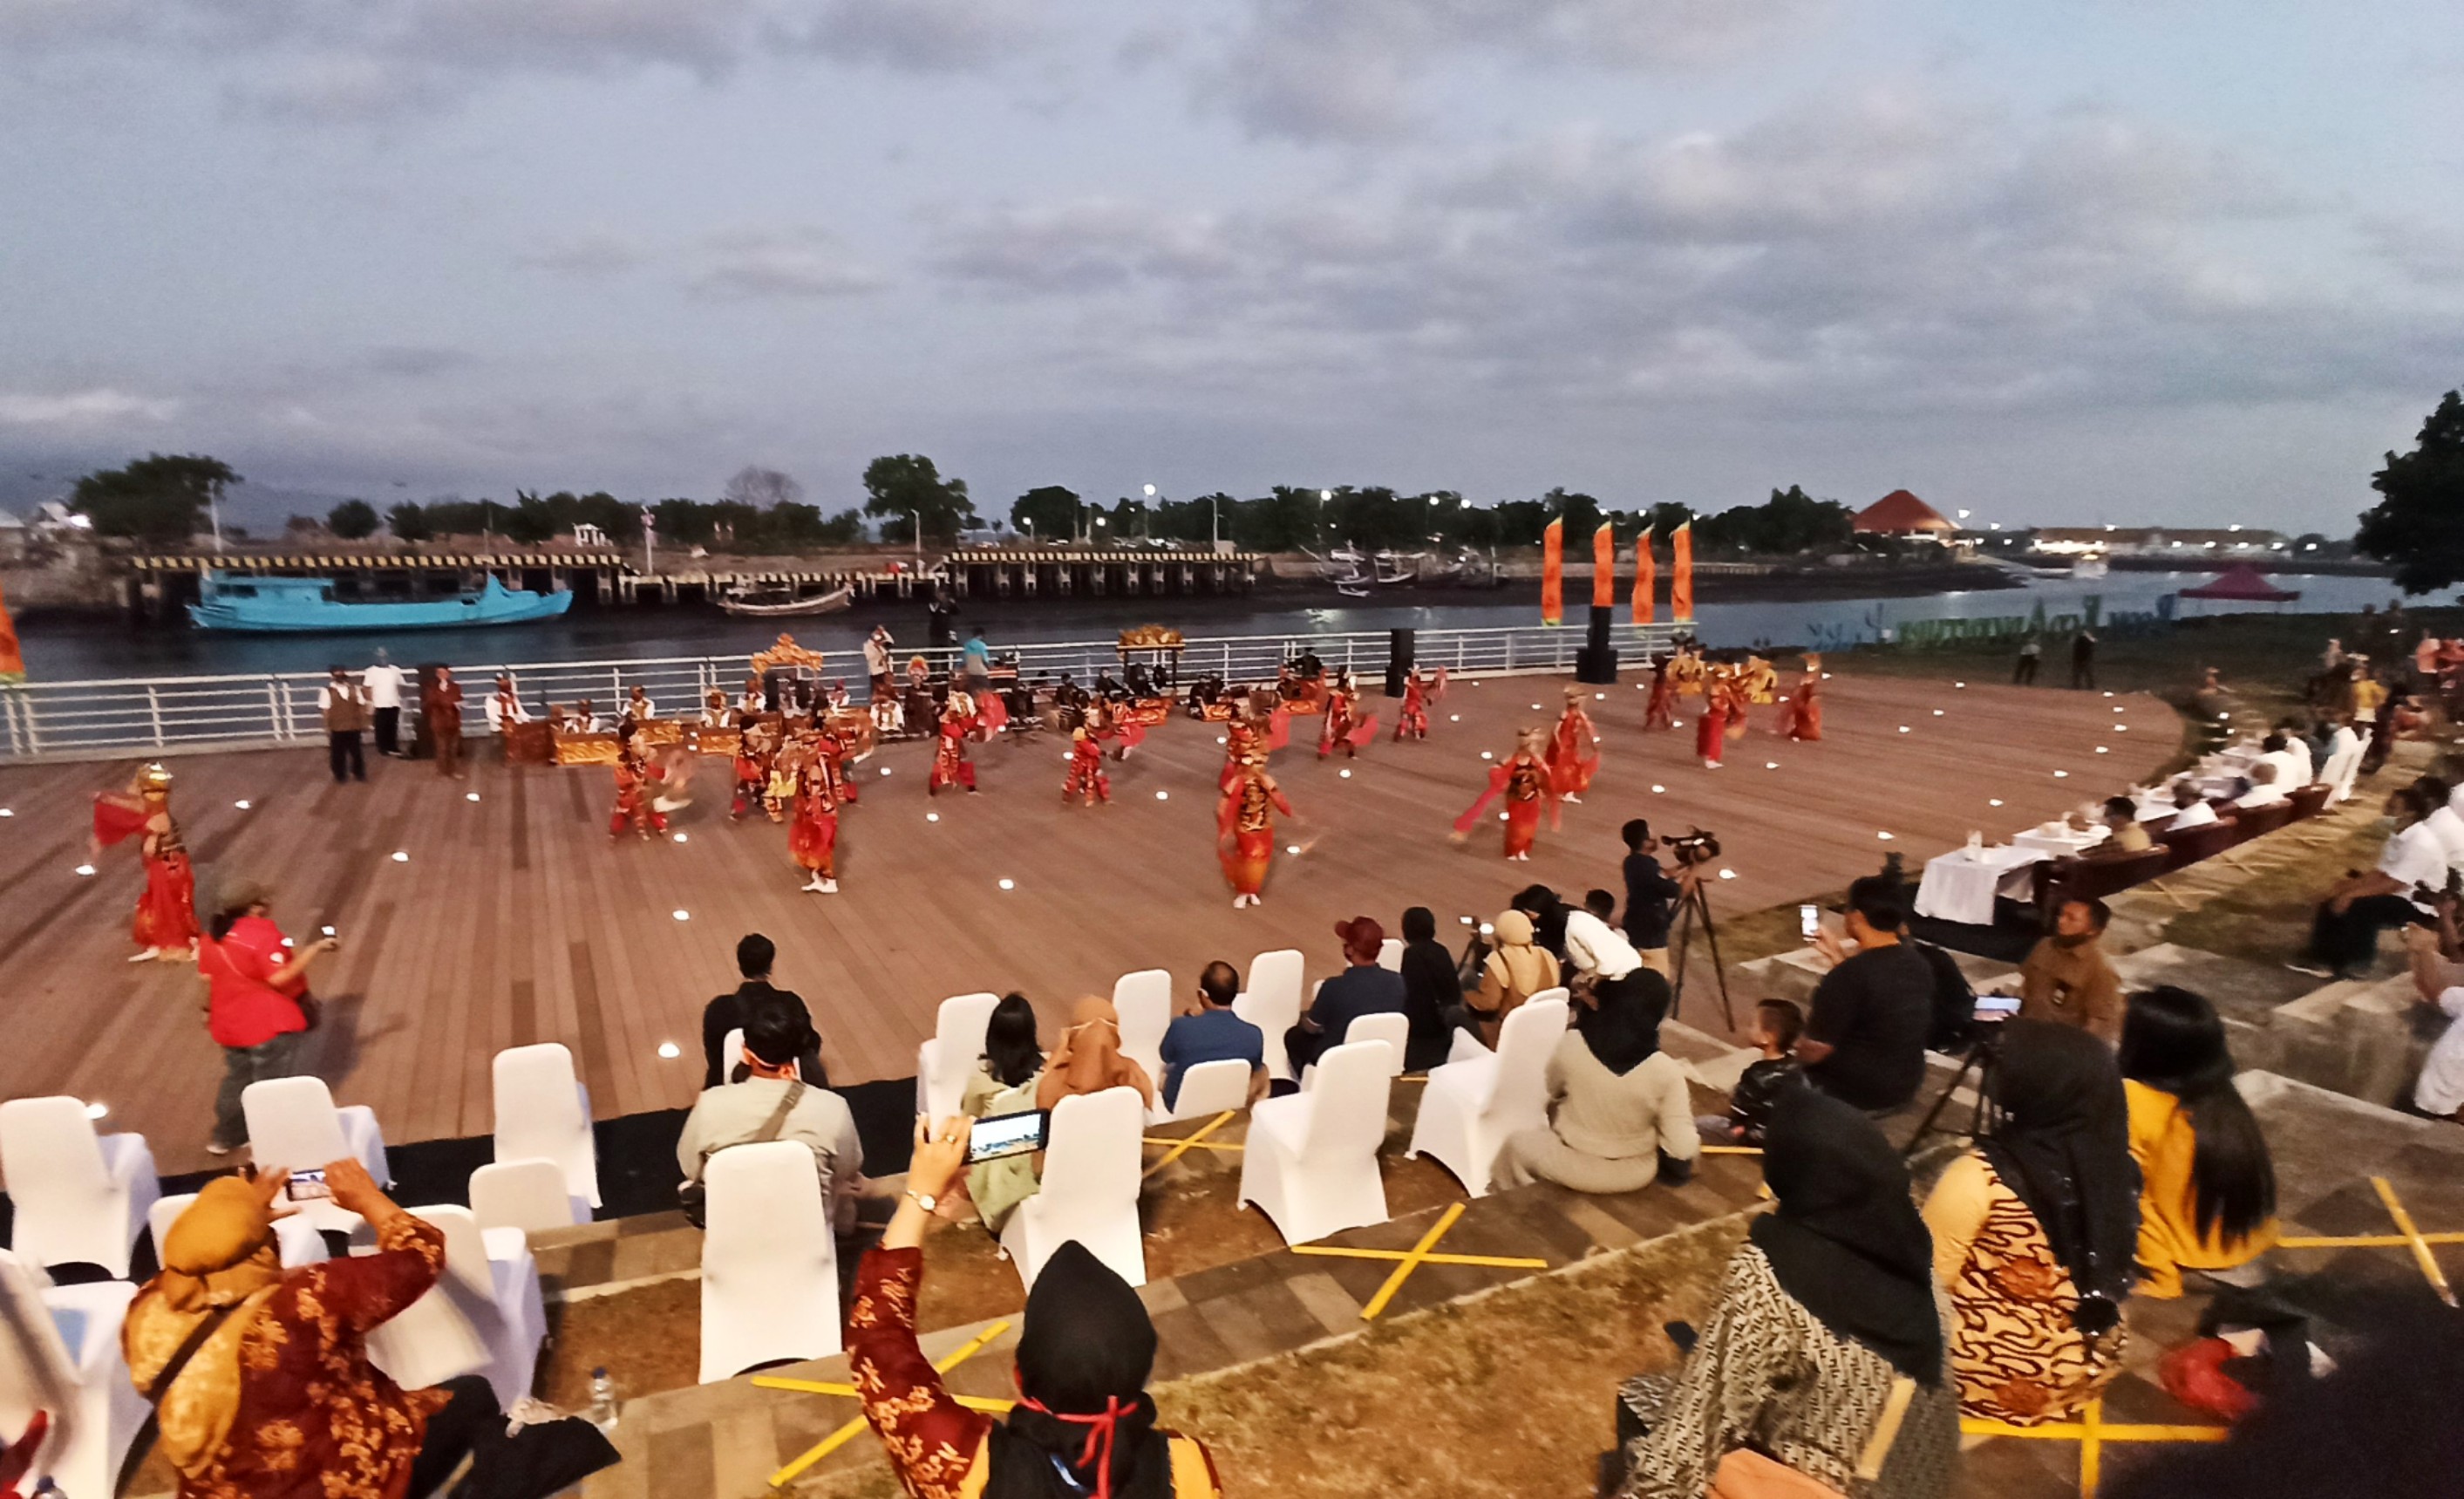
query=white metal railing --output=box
[0,622,1685,761]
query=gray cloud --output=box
[518,231,653,279]
[787,0,1046,72]
[687,229,889,299]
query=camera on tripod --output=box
[1664,828,1721,868]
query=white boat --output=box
[717,583,853,618]
[2073,557,2109,579]
[1333,573,1373,597]
[1374,551,1423,585]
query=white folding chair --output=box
[0,1249,146,1499]
[1000,1086,1147,1291]
[1407,993,1571,1197]
[1112,970,1173,1090]
[1237,1040,1394,1245]
[1231,949,1304,1081]
[364,1206,545,1409]
[469,1160,586,1252]
[1299,1011,1411,1089]
[491,1043,601,1209]
[915,992,1001,1122]
[720,1027,746,1084]
[241,1078,390,1234]
[1158,1059,1254,1123]
[699,1140,840,1381]
[0,1097,159,1278]
[1377,937,1404,972]
[149,1194,326,1271]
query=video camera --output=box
[1664,828,1721,868]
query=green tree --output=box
[385,501,433,542]
[70,453,240,544]
[327,499,380,539]
[504,493,558,545]
[1011,485,1081,540]
[864,454,977,543]
[2358,389,2464,592]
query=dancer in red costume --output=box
[1392,666,1446,741]
[1781,655,1825,741]
[1644,653,1678,731]
[730,719,772,821]
[1217,753,1296,908]
[1317,671,1378,759]
[788,747,841,893]
[929,693,980,795]
[1452,727,1554,862]
[91,762,200,961]
[1090,697,1145,760]
[1063,725,1111,806]
[1696,665,1732,768]
[1546,685,1601,803]
[609,734,669,839]
[1220,712,1265,792]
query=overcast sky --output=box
[3,0,2461,532]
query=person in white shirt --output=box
[2418,775,2464,872]
[2402,925,2464,1121]
[2166,780,2219,831]
[676,992,866,1232]
[1566,889,1656,1013]
[2253,732,2307,794]
[2321,716,2367,803]
[363,649,411,758]
[484,674,528,733]
[2232,763,2289,810]
[2298,786,2443,979]
[2276,725,2315,785]
[623,685,657,722]
[862,626,895,701]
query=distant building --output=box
[570,522,610,547]
[2032,526,2290,559]
[0,508,25,563]
[31,501,92,537]
[1851,490,1957,542]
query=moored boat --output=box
[716,583,854,618]
[187,572,575,632]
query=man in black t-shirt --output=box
[702,932,828,1088]
[1796,876,1933,1112]
[1619,819,1687,977]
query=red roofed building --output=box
[1852,489,1957,541]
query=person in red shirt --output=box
[196,884,337,1155]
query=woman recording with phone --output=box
[196,881,337,1157]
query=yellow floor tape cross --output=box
[1962,1399,2228,1498]
[1290,1202,1549,1318]
[1140,1110,1240,1178]
[2272,1175,2459,1306]
[751,1318,1011,1489]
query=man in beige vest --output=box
[319,665,369,783]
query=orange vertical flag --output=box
[1591,522,1616,610]
[0,577,22,683]
[1671,521,1695,621]
[1633,528,1656,625]
[1540,519,1564,625]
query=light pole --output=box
[908,509,922,565]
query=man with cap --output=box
[1282,916,1406,1080]
[850,1117,1225,1497]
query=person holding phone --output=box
[1797,877,1935,1113]
[197,882,337,1156]
[847,1117,1227,1498]
[125,1159,502,1499]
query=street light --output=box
[908,509,921,563]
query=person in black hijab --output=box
[848,1119,1222,1499]
[1395,905,1462,1073]
[1922,1018,2139,1426]
[1614,1088,1956,1498]
[1495,968,1696,1194]
[1573,962,1668,1076]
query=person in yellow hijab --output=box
[123,1160,496,1499]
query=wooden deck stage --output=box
[0,671,2177,1174]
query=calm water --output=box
[15,570,2447,682]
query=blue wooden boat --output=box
[187,572,575,632]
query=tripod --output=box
[1902,1026,2004,1155]
[1668,877,1735,1033]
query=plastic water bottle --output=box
[588,1367,618,1432]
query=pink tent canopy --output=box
[2180,563,2300,603]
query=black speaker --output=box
[1575,605,1619,684]
[1385,627,1415,697]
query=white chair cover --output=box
[149,1194,326,1270]
[720,1027,746,1084]
[364,1206,544,1409]
[1159,1059,1253,1122]
[1301,1012,1411,1089]
[0,1097,158,1278]
[491,1043,601,1208]
[999,1087,1146,1291]
[0,1250,146,1499]
[699,1141,840,1381]
[1112,970,1173,1091]
[240,1077,390,1234]
[1237,1040,1393,1244]
[1406,993,1570,1196]
[1377,937,1404,972]
[1231,950,1304,1081]
[915,993,1001,1122]
[469,1159,585,1242]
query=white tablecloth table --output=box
[1915,844,2050,926]
[2012,825,2110,858]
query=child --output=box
[1698,999,1805,1145]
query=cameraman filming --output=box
[1621,819,1699,978]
